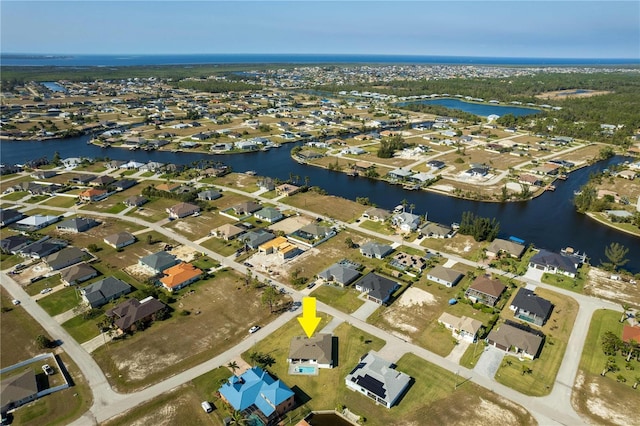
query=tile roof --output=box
[159,262,202,289]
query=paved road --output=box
[2,181,624,425]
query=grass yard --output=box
[358,219,394,235]
[164,211,232,240]
[125,196,177,222]
[38,195,78,208]
[1,191,29,201]
[494,287,579,396]
[541,267,588,293]
[1,253,25,269]
[421,234,485,259]
[200,236,244,256]
[61,314,103,343]
[312,284,365,313]
[37,286,81,316]
[571,309,640,426]
[280,192,367,223]
[213,173,260,193]
[92,269,280,392]
[24,275,62,296]
[459,341,488,368]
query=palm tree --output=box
[633,375,640,389]
[621,303,630,323]
[400,199,408,212]
[227,361,239,375]
[409,203,415,214]
[229,410,248,425]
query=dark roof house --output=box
[529,249,580,278]
[355,272,399,305]
[81,277,132,308]
[288,334,334,369]
[44,246,86,270]
[60,263,98,285]
[317,261,361,287]
[56,217,100,233]
[138,251,180,274]
[105,296,166,333]
[509,288,553,326]
[486,322,544,360]
[359,241,393,259]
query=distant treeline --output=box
[175,79,259,93]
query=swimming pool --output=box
[297,365,317,374]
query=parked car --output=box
[243,262,253,268]
[11,299,20,306]
[249,325,260,334]
[306,282,316,290]
[40,288,52,295]
[201,401,213,413]
[42,364,54,376]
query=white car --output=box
[11,299,20,306]
[42,364,54,376]
[248,325,260,334]
[40,288,52,294]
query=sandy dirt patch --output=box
[585,268,640,307]
[572,372,638,426]
[536,89,612,100]
[397,287,438,307]
[268,215,313,234]
[169,245,198,262]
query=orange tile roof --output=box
[160,262,203,289]
[79,188,107,197]
[156,182,181,192]
[622,325,640,343]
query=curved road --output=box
[1,177,623,425]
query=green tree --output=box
[227,361,239,374]
[602,242,630,271]
[52,151,62,166]
[261,286,280,313]
[36,334,54,349]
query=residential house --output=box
[123,195,148,207]
[239,229,276,250]
[103,232,136,249]
[519,174,543,186]
[56,217,100,233]
[288,224,336,248]
[197,189,221,201]
[622,325,640,343]
[0,208,25,227]
[387,168,413,181]
[355,272,399,305]
[0,370,38,414]
[138,251,180,275]
[391,212,421,233]
[18,238,66,259]
[166,202,200,219]
[345,351,411,409]
[79,188,108,202]
[427,265,463,288]
[509,288,553,326]
[68,174,95,185]
[15,215,61,231]
[317,260,361,287]
[113,179,137,191]
[427,160,446,170]
[105,296,166,333]
[359,241,393,259]
[159,262,203,292]
[362,207,391,222]
[486,322,544,360]
[389,253,426,273]
[254,207,284,223]
[258,236,300,259]
[44,247,86,271]
[30,170,57,179]
[465,275,506,307]
[288,334,334,369]
[258,177,276,191]
[275,184,301,197]
[486,238,526,259]
[232,201,262,216]
[528,249,580,278]
[0,235,33,254]
[212,223,245,241]
[155,182,182,193]
[60,263,98,286]
[89,175,115,187]
[218,367,295,425]
[438,312,483,343]
[419,222,454,238]
[81,277,132,308]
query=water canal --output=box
[1,136,638,272]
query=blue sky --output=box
[1,1,638,58]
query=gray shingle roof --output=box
[81,277,132,307]
[317,263,361,285]
[345,351,411,407]
[510,288,553,319]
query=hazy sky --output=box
[1,1,639,58]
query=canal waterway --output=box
[397,98,540,117]
[1,136,639,272]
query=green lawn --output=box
[358,219,394,235]
[312,284,365,314]
[541,267,588,293]
[25,275,63,296]
[37,287,81,316]
[62,314,103,343]
[104,203,128,214]
[1,191,28,201]
[139,171,156,177]
[39,196,78,208]
[191,255,220,271]
[200,236,243,256]
[0,253,24,269]
[459,341,487,368]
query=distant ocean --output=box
[2,53,639,67]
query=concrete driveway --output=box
[474,345,505,379]
[351,299,380,321]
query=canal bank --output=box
[1,136,639,273]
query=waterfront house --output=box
[345,351,411,408]
[528,249,580,278]
[288,334,334,369]
[166,202,200,219]
[518,174,543,187]
[359,241,393,259]
[103,231,136,249]
[419,222,454,238]
[426,265,463,287]
[81,277,132,308]
[44,247,86,271]
[317,260,361,287]
[362,207,391,222]
[159,262,203,292]
[355,272,399,305]
[138,251,179,275]
[465,275,506,307]
[105,296,166,334]
[509,288,553,326]
[387,168,413,181]
[60,263,98,286]
[391,211,421,233]
[485,238,526,259]
[486,322,544,360]
[438,312,483,343]
[219,367,295,425]
[275,184,301,197]
[56,217,100,233]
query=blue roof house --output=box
[219,367,295,424]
